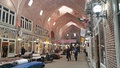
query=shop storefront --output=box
[89,19,106,68]
[0,27,16,58]
[34,38,43,54]
[34,37,52,54]
[113,0,120,68]
[20,33,33,54]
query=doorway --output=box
[1,38,15,58]
[95,35,100,68]
[1,40,8,58]
[0,39,2,57]
[8,40,15,57]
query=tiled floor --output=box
[45,53,90,68]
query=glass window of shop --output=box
[0,39,1,54]
[99,22,106,65]
[0,5,15,26]
[21,42,32,52]
[117,0,120,65]
[118,10,120,66]
[45,29,49,37]
[0,5,1,21]
[21,16,32,31]
[36,25,42,35]
[117,0,120,11]
[28,21,31,30]
[9,40,15,53]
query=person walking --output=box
[2,45,8,57]
[21,46,26,55]
[76,44,80,53]
[74,46,79,61]
[66,46,71,61]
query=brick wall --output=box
[105,1,117,68]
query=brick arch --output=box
[53,13,85,34]
[42,4,86,32]
[60,25,80,39]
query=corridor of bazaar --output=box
[0,0,120,68]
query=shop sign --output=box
[60,39,76,43]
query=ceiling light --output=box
[67,34,69,36]
[74,33,76,37]
[28,0,33,6]
[93,4,107,19]
[93,5,102,13]
[17,38,22,41]
[34,41,37,42]
[40,10,43,16]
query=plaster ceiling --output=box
[0,0,87,39]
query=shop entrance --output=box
[1,38,15,58]
[8,40,15,57]
[95,35,100,68]
[0,39,2,57]
[1,39,8,58]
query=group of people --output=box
[66,45,80,61]
[20,45,80,61]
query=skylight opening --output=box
[28,0,33,6]
[67,34,69,36]
[40,10,43,16]
[58,6,73,14]
[53,22,56,25]
[48,17,51,21]
[74,33,76,37]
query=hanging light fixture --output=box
[93,5,102,13]
[93,4,107,19]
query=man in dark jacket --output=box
[3,45,8,57]
[21,47,26,55]
[74,46,79,61]
[66,46,71,61]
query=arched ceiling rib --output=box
[0,0,87,40]
[60,25,80,39]
[59,22,81,39]
[0,0,86,23]
[42,0,86,23]
[53,13,85,33]
[20,0,86,25]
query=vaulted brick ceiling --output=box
[0,0,87,39]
